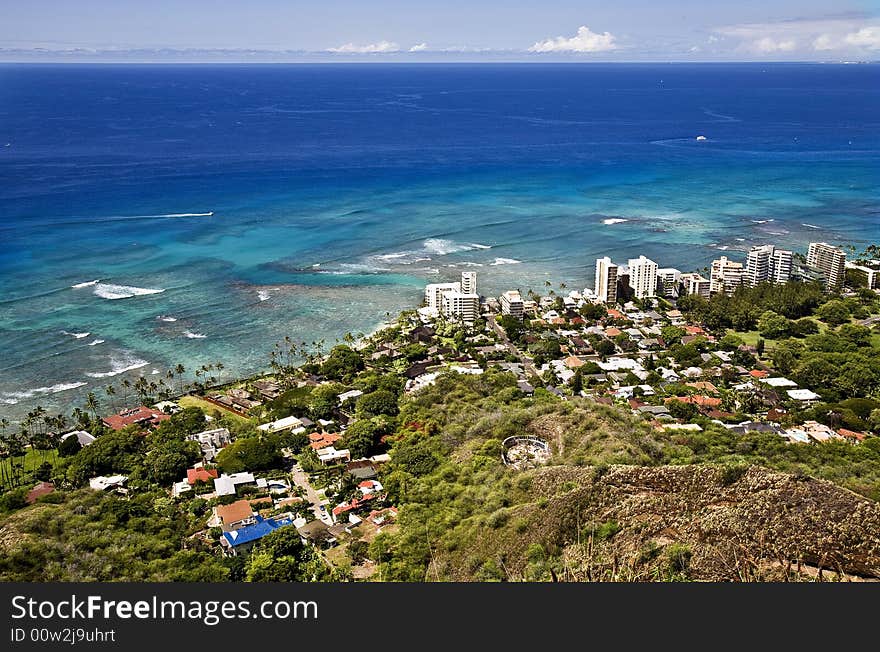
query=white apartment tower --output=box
[594,257,618,304]
[710,256,744,296]
[424,282,460,313]
[441,291,480,323]
[746,245,792,286]
[807,242,846,291]
[500,290,524,320]
[656,268,681,298]
[627,255,658,300]
[679,273,711,298]
[460,271,477,295]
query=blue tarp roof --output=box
[223,516,294,547]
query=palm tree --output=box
[175,364,186,395]
[85,392,100,422]
[105,385,117,412]
[120,378,132,407]
[215,362,225,386]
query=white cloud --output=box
[327,40,400,54]
[844,27,880,49]
[688,46,701,53]
[528,25,617,53]
[751,37,797,53]
[716,17,880,55]
[812,34,836,50]
[409,43,428,52]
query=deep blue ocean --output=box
[1,63,878,419]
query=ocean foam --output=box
[490,257,522,266]
[158,315,177,322]
[750,219,773,224]
[86,354,150,378]
[1,381,89,403]
[257,290,271,302]
[93,283,165,300]
[87,339,105,346]
[184,330,207,339]
[802,223,822,229]
[469,243,492,249]
[62,330,91,339]
[71,279,100,289]
[602,218,628,225]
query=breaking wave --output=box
[92,283,165,300]
[490,257,522,266]
[1,381,88,404]
[86,353,150,378]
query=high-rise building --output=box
[500,290,524,320]
[594,257,618,304]
[656,268,681,298]
[460,271,477,295]
[679,273,711,298]
[746,245,792,286]
[441,291,480,323]
[424,282,460,313]
[710,256,744,296]
[807,242,846,291]
[627,255,658,299]
[771,248,793,284]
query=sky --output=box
[1,0,878,62]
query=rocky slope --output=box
[429,464,880,581]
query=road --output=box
[488,314,539,378]
[290,465,333,525]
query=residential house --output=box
[214,500,257,532]
[213,472,257,497]
[103,406,170,431]
[221,516,294,556]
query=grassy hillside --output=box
[370,370,880,581]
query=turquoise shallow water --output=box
[0,63,878,420]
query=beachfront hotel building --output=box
[594,257,618,304]
[807,242,846,291]
[425,282,461,313]
[745,245,793,286]
[627,255,658,300]
[442,290,480,323]
[500,290,524,320]
[656,268,681,298]
[710,256,744,296]
[425,272,480,323]
[461,271,477,295]
[679,273,711,298]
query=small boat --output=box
[696,135,707,141]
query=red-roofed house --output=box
[187,467,219,485]
[332,493,378,518]
[103,406,170,431]
[684,325,705,335]
[359,480,384,495]
[749,369,769,379]
[606,309,624,320]
[666,395,722,408]
[605,327,623,337]
[309,432,341,451]
[837,428,866,443]
[214,500,256,531]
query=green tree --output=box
[816,300,850,326]
[216,435,282,474]
[356,389,399,418]
[757,311,791,339]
